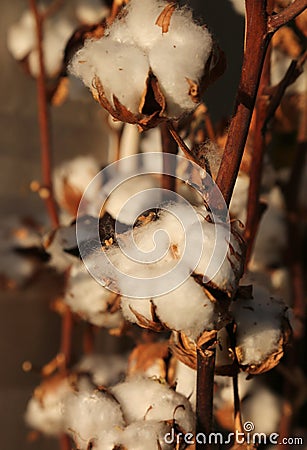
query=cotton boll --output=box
[242,386,282,435]
[75,354,127,387]
[76,0,109,25]
[120,420,173,450]
[25,375,73,436]
[7,10,36,60]
[231,285,291,372]
[149,12,213,117]
[111,377,195,433]
[70,38,149,114]
[65,384,124,450]
[64,262,123,328]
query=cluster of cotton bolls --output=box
[70,0,218,126]
[7,1,110,80]
[26,372,195,450]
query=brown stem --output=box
[233,374,244,434]
[59,307,73,372]
[267,0,307,33]
[196,333,217,450]
[160,122,178,192]
[29,0,59,228]
[83,324,96,355]
[244,46,271,265]
[60,433,71,450]
[216,0,270,206]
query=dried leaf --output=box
[155,3,176,33]
[51,76,69,106]
[128,342,169,376]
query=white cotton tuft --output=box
[111,376,195,433]
[75,353,127,387]
[64,262,123,328]
[25,376,73,436]
[120,420,173,450]
[70,38,150,114]
[231,285,289,366]
[149,11,213,117]
[65,383,124,450]
[172,360,197,411]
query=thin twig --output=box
[160,122,178,192]
[83,324,96,355]
[216,0,270,206]
[29,0,59,228]
[59,307,73,372]
[167,121,201,166]
[263,50,307,134]
[60,433,71,450]
[267,0,307,34]
[196,333,217,450]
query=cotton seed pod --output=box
[25,373,77,437]
[70,0,225,129]
[110,376,195,434]
[64,380,124,450]
[93,203,244,338]
[231,285,293,375]
[64,262,124,329]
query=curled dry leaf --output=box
[128,342,170,378]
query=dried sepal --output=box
[155,3,176,34]
[93,72,166,131]
[128,342,170,378]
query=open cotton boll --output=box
[70,38,149,114]
[242,386,282,435]
[65,384,124,450]
[75,353,127,387]
[111,377,195,433]
[64,262,123,328]
[7,10,36,60]
[149,11,213,117]
[231,285,291,373]
[25,375,73,436]
[120,420,173,450]
[43,226,79,272]
[76,0,109,25]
